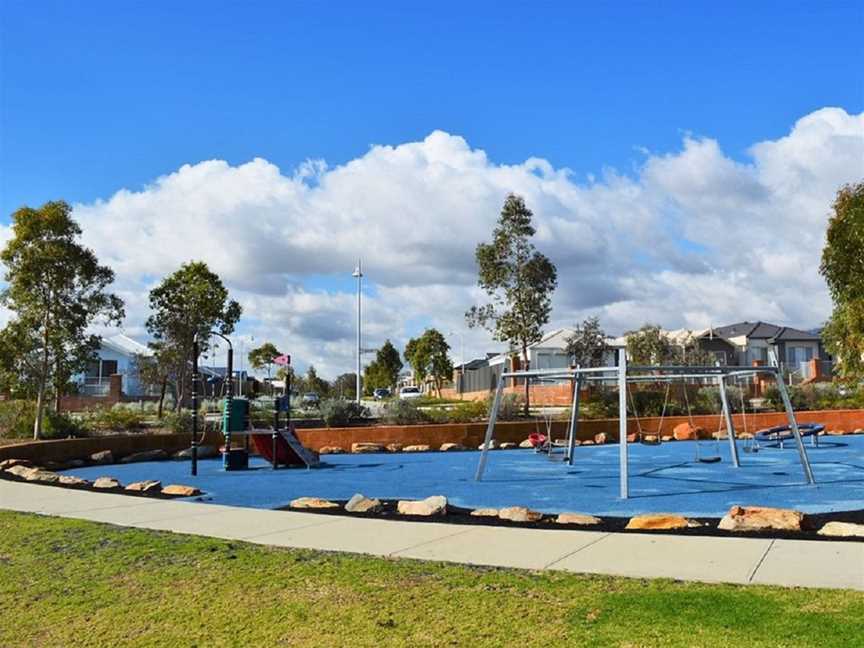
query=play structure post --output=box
[618,348,629,499]
[772,367,816,485]
[717,375,740,468]
[222,346,234,467]
[566,367,581,466]
[475,373,505,481]
[191,338,199,477]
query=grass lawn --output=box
[1,511,862,647]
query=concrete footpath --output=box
[1,480,862,591]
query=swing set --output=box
[475,348,817,499]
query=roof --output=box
[711,321,820,341]
[455,357,491,371]
[102,334,153,357]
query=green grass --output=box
[1,511,861,647]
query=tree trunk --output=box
[33,346,50,440]
[157,376,167,419]
[54,358,62,413]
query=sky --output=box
[1,1,863,378]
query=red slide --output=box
[250,428,320,467]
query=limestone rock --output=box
[58,475,89,486]
[581,440,594,446]
[403,444,431,452]
[712,431,729,440]
[853,428,864,435]
[737,432,754,440]
[499,442,518,450]
[673,423,702,441]
[718,505,803,532]
[826,429,847,436]
[386,443,403,453]
[498,506,543,523]
[660,435,674,442]
[397,495,447,516]
[593,433,607,445]
[519,439,534,448]
[90,450,114,465]
[440,443,467,452]
[556,512,602,526]
[0,458,32,471]
[643,434,659,444]
[470,507,499,517]
[345,493,381,513]
[7,465,61,484]
[126,480,162,493]
[161,484,202,497]
[626,433,637,443]
[4,465,36,479]
[290,496,339,509]
[351,442,386,454]
[817,521,864,538]
[120,449,169,464]
[172,445,219,460]
[478,440,499,450]
[318,446,345,454]
[93,477,121,489]
[626,513,690,530]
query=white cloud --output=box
[29,106,863,378]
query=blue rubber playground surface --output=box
[63,435,864,517]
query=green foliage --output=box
[494,393,527,421]
[365,340,403,394]
[247,342,281,378]
[0,400,87,439]
[159,409,193,434]
[319,399,368,427]
[82,405,144,432]
[381,399,432,425]
[301,365,330,399]
[626,324,713,366]
[565,317,608,367]
[0,201,125,438]
[820,181,864,383]
[404,328,453,397]
[146,261,242,410]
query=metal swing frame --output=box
[475,348,816,499]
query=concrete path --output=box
[2,480,862,591]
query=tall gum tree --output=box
[0,201,124,438]
[820,181,864,383]
[466,194,557,413]
[145,261,242,409]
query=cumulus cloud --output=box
[11,107,861,378]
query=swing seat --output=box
[528,432,547,448]
[697,456,722,464]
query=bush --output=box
[0,400,88,439]
[494,393,526,421]
[160,410,193,434]
[82,405,144,432]
[320,399,369,427]
[381,399,431,425]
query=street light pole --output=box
[352,260,363,403]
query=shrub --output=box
[381,399,431,425]
[320,399,369,427]
[82,405,144,432]
[0,400,88,439]
[160,410,193,434]
[494,393,526,421]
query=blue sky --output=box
[2,1,861,218]
[1,2,862,376]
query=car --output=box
[373,388,391,400]
[301,392,320,407]
[398,386,422,400]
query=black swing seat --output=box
[697,456,722,464]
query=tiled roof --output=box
[711,321,820,341]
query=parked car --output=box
[398,386,422,400]
[301,392,320,407]
[373,388,392,400]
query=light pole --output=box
[352,260,363,403]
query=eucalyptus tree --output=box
[466,194,557,413]
[0,201,124,438]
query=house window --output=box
[84,359,118,383]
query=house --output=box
[700,322,826,376]
[79,334,153,398]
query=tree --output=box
[363,360,389,395]
[405,329,453,397]
[0,201,124,438]
[145,261,242,410]
[370,340,403,390]
[626,324,713,366]
[332,372,358,399]
[466,194,558,413]
[303,365,330,397]
[820,182,864,384]
[565,317,608,367]
[248,342,281,381]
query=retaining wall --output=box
[2,409,862,464]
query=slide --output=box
[250,427,320,468]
